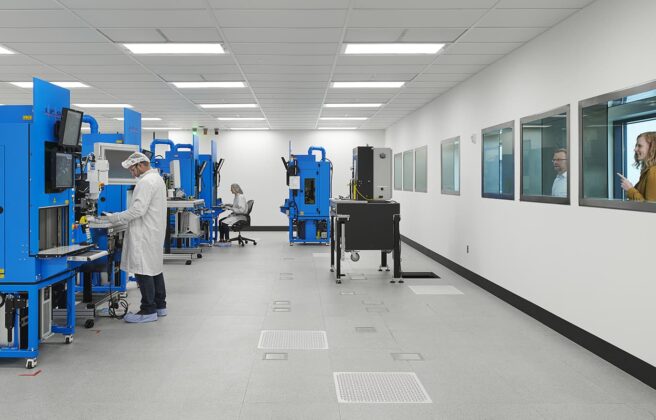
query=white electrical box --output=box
[373,147,393,200]
[289,176,300,190]
[40,286,53,340]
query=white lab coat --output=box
[108,169,167,276]
[221,193,248,226]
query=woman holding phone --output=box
[618,131,656,201]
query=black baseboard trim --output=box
[242,226,287,232]
[401,234,656,390]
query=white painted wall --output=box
[144,129,384,225]
[386,0,656,366]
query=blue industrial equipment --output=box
[0,78,104,368]
[197,140,224,244]
[280,146,332,244]
[65,109,143,327]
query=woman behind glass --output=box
[619,132,656,201]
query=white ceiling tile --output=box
[237,55,334,66]
[60,0,208,8]
[496,0,595,8]
[241,65,332,74]
[0,65,53,74]
[434,54,503,65]
[159,28,222,42]
[55,65,150,74]
[334,65,427,74]
[445,42,522,55]
[215,10,347,27]
[476,8,577,27]
[222,28,342,43]
[413,73,470,82]
[31,54,137,66]
[336,55,435,66]
[344,28,465,43]
[74,73,162,82]
[77,10,215,28]
[354,0,496,7]
[5,42,124,55]
[331,73,417,82]
[230,43,338,55]
[145,65,241,74]
[0,0,61,9]
[458,27,547,43]
[246,73,330,82]
[200,74,248,81]
[349,10,486,28]
[0,55,41,65]
[210,0,349,8]
[135,56,235,66]
[0,28,107,42]
[0,11,85,27]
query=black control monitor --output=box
[55,152,74,189]
[58,107,83,148]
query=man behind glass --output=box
[551,148,568,197]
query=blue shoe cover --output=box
[124,312,157,323]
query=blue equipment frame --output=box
[280,146,332,244]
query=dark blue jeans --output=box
[135,273,166,315]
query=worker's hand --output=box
[617,173,633,191]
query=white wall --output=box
[150,129,384,225]
[386,0,656,366]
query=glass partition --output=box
[520,105,569,204]
[402,150,413,191]
[415,145,428,193]
[441,137,460,195]
[482,122,514,200]
[394,152,402,191]
[580,80,656,211]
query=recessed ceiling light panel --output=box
[74,104,132,108]
[323,103,382,108]
[200,104,258,109]
[332,82,404,88]
[123,43,225,54]
[344,43,445,54]
[172,82,245,88]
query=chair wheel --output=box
[84,319,94,329]
[185,260,192,265]
[197,254,203,258]
[253,242,257,245]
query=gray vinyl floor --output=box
[1,231,654,420]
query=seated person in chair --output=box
[219,183,248,242]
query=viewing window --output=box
[441,137,460,195]
[580,81,656,211]
[482,122,514,200]
[415,145,428,193]
[394,152,402,191]
[403,150,413,191]
[520,105,569,204]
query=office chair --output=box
[228,200,257,246]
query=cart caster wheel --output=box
[336,280,342,284]
[185,260,192,265]
[330,267,335,272]
[26,359,37,369]
[390,280,396,284]
[254,242,257,246]
[398,280,404,283]
[385,268,391,272]
[65,335,74,344]
[84,319,94,329]
[197,254,203,258]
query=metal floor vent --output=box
[408,285,463,295]
[334,372,432,403]
[258,330,329,350]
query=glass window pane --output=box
[483,124,514,199]
[394,152,402,190]
[521,107,569,202]
[403,150,414,191]
[581,83,656,208]
[441,137,460,195]
[415,146,428,193]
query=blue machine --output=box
[197,140,224,244]
[280,146,332,244]
[75,109,142,297]
[0,78,102,368]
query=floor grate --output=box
[258,330,329,350]
[333,372,432,403]
[408,285,463,295]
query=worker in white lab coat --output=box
[218,183,248,242]
[107,152,168,323]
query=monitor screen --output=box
[105,149,137,183]
[55,152,74,188]
[59,108,83,147]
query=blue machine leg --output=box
[27,287,39,354]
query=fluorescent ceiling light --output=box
[344,43,445,54]
[318,127,357,130]
[200,104,258,109]
[114,117,161,121]
[229,127,269,130]
[0,45,15,54]
[74,104,132,108]
[217,117,265,121]
[10,81,89,89]
[320,117,368,121]
[142,127,182,130]
[332,82,404,88]
[323,103,382,108]
[172,82,245,88]
[123,43,224,55]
